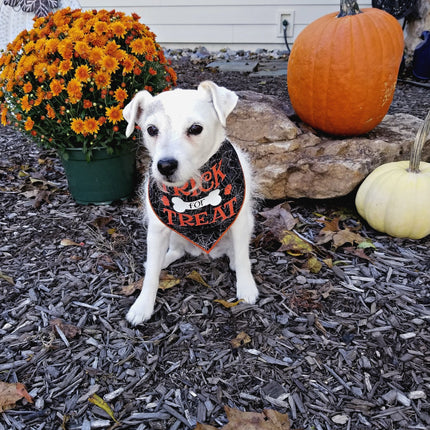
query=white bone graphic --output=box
[172,189,222,213]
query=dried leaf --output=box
[97,255,118,271]
[50,318,81,339]
[91,216,114,230]
[60,238,84,247]
[278,231,313,255]
[158,272,181,290]
[315,217,367,249]
[260,202,297,232]
[186,270,210,288]
[343,247,374,262]
[332,229,365,249]
[231,331,251,348]
[214,299,243,308]
[33,189,51,208]
[306,256,322,274]
[88,393,118,423]
[0,271,15,285]
[357,240,376,250]
[120,278,143,296]
[196,405,290,429]
[0,381,33,412]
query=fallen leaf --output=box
[343,247,374,262]
[230,331,251,349]
[332,229,366,249]
[120,278,143,296]
[50,318,81,339]
[96,255,118,271]
[186,270,210,288]
[33,190,51,209]
[0,271,15,285]
[260,202,297,232]
[88,393,118,423]
[315,217,368,249]
[214,299,244,308]
[278,230,313,255]
[158,272,181,290]
[91,216,114,230]
[357,240,376,250]
[306,256,322,274]
[0,381,33,412]
[121,273,181,294]
[196,405,290,429]
[60,238,85,247]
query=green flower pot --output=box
[60,145,137,205]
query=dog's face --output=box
[123,81,238,187]
[123,81,238,186]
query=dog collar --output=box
[148,139,246,253]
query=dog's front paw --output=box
[236,279,259,304]
[126,300,154,325]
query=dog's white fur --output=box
[123,81,258,325]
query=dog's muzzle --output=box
[157,158,178,178]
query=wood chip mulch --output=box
[1,71,430,430]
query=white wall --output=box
[80,0,373,50]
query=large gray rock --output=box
[227,91,428,200]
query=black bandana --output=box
[4,0,58,16]
[148,140,246,253]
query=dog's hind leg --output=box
[230,213,259,304]
[127,220,170,325]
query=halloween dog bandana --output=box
[148,140,246,253]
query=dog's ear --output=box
[198,81,238,127]
[123,90,153,137]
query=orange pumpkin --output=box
[287,0,404,136]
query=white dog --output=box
[123,81,258,325]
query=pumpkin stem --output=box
[409,110,430,173]
[337,0,362,17]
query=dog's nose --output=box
[157,158,178,177]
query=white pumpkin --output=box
[355,110,430,239]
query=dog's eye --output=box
[147,125,159,137]
[187,124,203,136]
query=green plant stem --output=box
[409,110,430,173]
[337,0,362,17]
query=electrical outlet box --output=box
[277,10,294,38]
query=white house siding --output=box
[79,0,373,51]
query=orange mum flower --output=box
[75,41,91,59]
[111,22,127,38]
[21,95,32,112]
[49,79,63,97]
[148,67,157,76]
[129,38,146,55]
[70,117,85,134]
[45,38,60,54]
[93,21,108,35]
[89,47,104,64]
[105,105,123,124]
[58,40,74,60]
[83,117,100,134]
[47,63,59,78]
[59,59,73,75]
[1,106,8,126]
[83,99,92,109]
[46,104,56,119]
[24,116,34,131]
[121,56,135,74]
[75,65,91,82]
[93,71,110,89]
[101,56,119,73]
[67,78,82,103]
[23,82,33,93]
[113,87,128,103]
